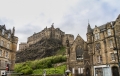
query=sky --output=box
[0,0,120,49]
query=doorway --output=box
[86,68,90,76]
[112,66,119,76]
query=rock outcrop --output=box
[16,38,62,63]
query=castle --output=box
[19,23,74,51]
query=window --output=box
[0,50,2,56]
[111,53,115,61]
[95,43,101,51]
[97,55,102,63]
[95,33,100,41]
[8,33,11,38]
[78,68,84,74]
[76,55,83,60]
[5,61,7,67]
[107,29,111,36]
[7,43,10,49]
[5,51,9,58]
[2,29,5,35]
[1,40,4,46]
[76,46,83,60]
[109,40,113,48]
[0,60,1,67]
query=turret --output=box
[86,23,93,43]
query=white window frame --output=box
[107,29,111,36]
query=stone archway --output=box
[86,68,91,76]
[112,66,119,76]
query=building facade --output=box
[67,14,120,76]
[19,23,74,51]
[0,25,18,75]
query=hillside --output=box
[15,55,67,75]
[16,38,66,63]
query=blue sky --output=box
[0,0,120,49]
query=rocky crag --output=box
[16,38,63,63]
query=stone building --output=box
[0,25,18,75]
[19,23,74,51]
[67,14,120,76]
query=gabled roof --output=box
[71,34,85,46]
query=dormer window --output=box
[107,29,111,36]
[2,29,5,35]
[95,33,100,41]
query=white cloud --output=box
[0,0,120,50]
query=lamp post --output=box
[65,37,71,76]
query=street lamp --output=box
[65,70,71,76]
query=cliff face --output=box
[16,38,62,63]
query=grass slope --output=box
[15,55,67,75]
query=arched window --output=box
[76,46,83,60]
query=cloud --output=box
[0,0,120,50]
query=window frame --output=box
[95,33,100,41]
[111,53,115,61]
[107,29,111,36]
[0,50,2,56]
[5,51,9,58]
[2,29,5,35]
[109,39,113,48]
